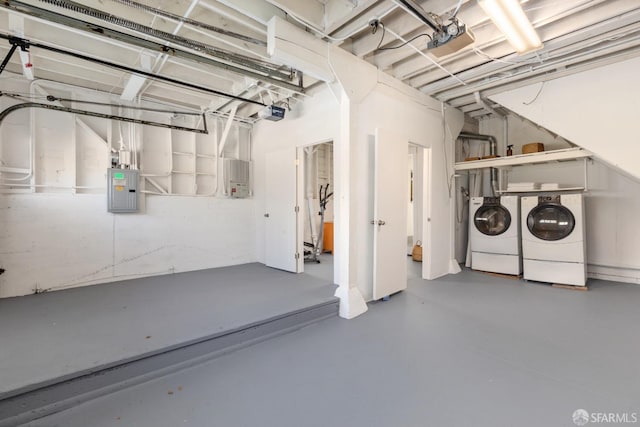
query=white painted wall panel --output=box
[0,77,256,298]
[35,110,75,190]
[0,194,256,298]
[114,197,255,278]
[489,56,640,179]
[0,194,113,297]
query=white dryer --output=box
[470,196,521,275]
[521,193,586,286]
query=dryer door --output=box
[527,203,575,241]
[474,203,511,236]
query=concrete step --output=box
[0,299,338,427]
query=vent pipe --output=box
[459,132,499,196]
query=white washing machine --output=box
[521,193,586,286]
[470,196,521,275]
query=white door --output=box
[419,147,432,280]
[264,147,300,273]
[372,128,409,299]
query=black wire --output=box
[375,22,387,51]
[375,22,432,51]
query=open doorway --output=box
[407,144,426,280]
[299,142,335,283]
[365,128,435,300]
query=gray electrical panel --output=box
[107,168,138,213]
[223,159,251,198]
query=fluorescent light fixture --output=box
[478,0,542,54]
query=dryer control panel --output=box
[483,196,501,205]
[538,195,561,204]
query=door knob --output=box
[264,213,270,218]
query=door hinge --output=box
[295,252,300,260]
[295,206,300,213]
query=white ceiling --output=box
[0,0,639,121]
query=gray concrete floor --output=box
[303,253,335,283]
[23,268,640,427]
[0,263,336,397]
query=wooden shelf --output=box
[454,147,591,171]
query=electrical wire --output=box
[523,81,545,105]
[383,26,466,86]
[283,4,399,43]
[450,0,464,18]
[375,22,432,51]
[466,31,640,95]
[456,184,468,223]
[375,22,386,50]
[472,46,539,65]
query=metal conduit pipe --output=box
[0,102,209,134]
[459,131,499,196]
[35,0,281,77]
[107,0,267,46]
[0,1,304,94]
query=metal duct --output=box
[108,0,267,46]
[459,132,499,196]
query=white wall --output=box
[480,116,640,284]
[253,78,463,301]
[0,77,256,298]
[0,195,255,297]
[253,86,340,265]
[489,56,640,180]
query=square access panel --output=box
[107,168,138,213]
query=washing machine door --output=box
[474,198,511,236]
[527,196,575,241]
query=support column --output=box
[333,88,367,319]
[442,102,464,274]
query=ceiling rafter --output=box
[0,1,304,93]
[0,0,639,122]
[393,0,612,83]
